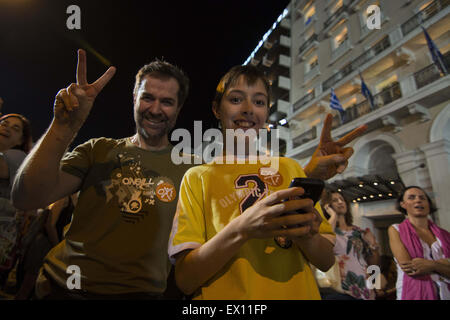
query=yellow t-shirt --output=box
[169,157,334,300]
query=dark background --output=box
[0,0,290,149]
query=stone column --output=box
[392,149,433,193]
[420,139,450,229]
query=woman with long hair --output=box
[388,186,450,300]
[321,189,380,300]
[0,113,33,289]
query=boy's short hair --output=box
[213,65,272,108]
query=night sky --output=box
[0,0,290,149]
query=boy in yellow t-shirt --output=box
[170,158,334,299]
[169,65,338,299]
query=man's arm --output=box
[45,196,70,246]
[11,49,115,210]
[12,122,82,209]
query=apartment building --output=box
[245,0,450,253]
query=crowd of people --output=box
[0,49,448,300]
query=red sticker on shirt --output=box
[156,183,176,202]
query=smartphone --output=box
[285,177,325,213]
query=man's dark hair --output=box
[134,59,190,108]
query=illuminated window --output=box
[333,26,348,49]
[330,0,343,15]
[305,55,318,73]
[376,74,398,92]
[304,5,316,26]
[419,1,433,11]
[305,27,315,40]
[418,1,434,19]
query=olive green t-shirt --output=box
[43,137,193,295]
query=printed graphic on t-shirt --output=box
[102,152,177,224]
[232,171,292,249]
[235,174,268,213]
[258,167,283,187]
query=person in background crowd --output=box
[0,113,33,289]
[374,254,397,300]
[15,194,77,300]
[388,186,450,300]
[321,189,380,300]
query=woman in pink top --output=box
[388,186,450,300]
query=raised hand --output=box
[53,49,116,133]
[304,113,368,180]
[323,204,336,217]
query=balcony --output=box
[331,37,352,63]
[323,35,391,91]
[279,54,291,68]
[324,5,348,30]
[414,51,450,89]
[278,75,291,90]
[273,94,291,115]
[293,90,315,112]
[401,0,449,37]
[292,126,317,149]
[280,35,291,48]
[271,75,291,99]
[298,34,319,58]
[344,82,402,124]
[303,64,320,85]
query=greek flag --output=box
[422,26,447,75]
[330,88,345,122]
[359,72,375,111]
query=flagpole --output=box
[421,25,448,76]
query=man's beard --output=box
[135,111,169,141]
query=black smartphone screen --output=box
[286,177,324,213]
[288,178,324,204]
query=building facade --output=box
[245,0,450,254]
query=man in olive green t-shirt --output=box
[11,49,192,299]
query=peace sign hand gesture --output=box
[304,113,367,180]
[53,49,116,133]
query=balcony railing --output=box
[298,34,318,56]
[323,36,391,91]
[414,51,450,89]
[292,126,317,148]
[344,82,402,123]
[331,38,351,61]
[401,0,449,36]
[293,90,315,112]
[324,5,347,29]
